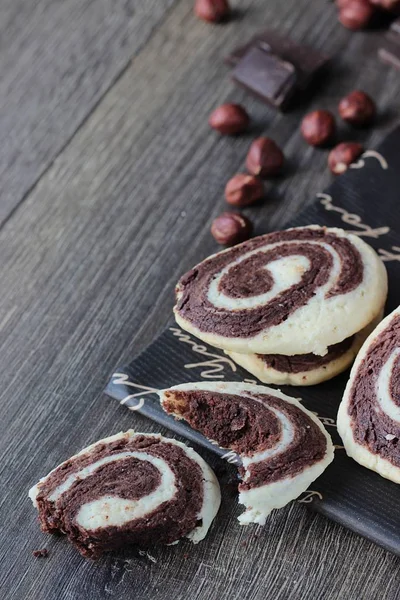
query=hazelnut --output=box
[209,103,250,135]
[338,90,376,127]
[301,110,336,147]
[194,0,230,23]
[338,0,375,30]
[211,212,253,246]
[225,174,264,206]
[328,142,364,174]
[246,137,284,178]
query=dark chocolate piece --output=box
[226,29,328,105]
[232,46,297,109]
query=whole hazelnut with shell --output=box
[338,0,375,30]
[246,137,284,178]
[338,90,376,127]
[211,212,253,246]
[225,174,264,207]
[301,110,336,147]
[328,142,364,174]
[194,0,230,23]
[209,103,250,135]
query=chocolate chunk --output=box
[378,19,400,69]
[232,46,297,109]
[226,30,328,108]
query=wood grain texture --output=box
[1,0,400,598]
[0,0,177,226]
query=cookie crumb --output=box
[33,548,49,558]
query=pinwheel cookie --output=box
[338,307,400,483]
[174,225,387,385]
[174,225,387,358]
[29,431,221,558]
[160,382,334,525]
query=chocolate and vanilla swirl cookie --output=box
[338,307,400,483]
[160,382,334,525]
[226,314,383,386]
[29,431,221,558]
[174,226,387,356]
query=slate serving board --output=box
[105,126,400,556]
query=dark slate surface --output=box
[106,127,400,556]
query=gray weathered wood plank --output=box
[1,0,400,598]
[0,0,177,226]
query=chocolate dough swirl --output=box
[175,227,363,339]
[29,432,220,558]
[162,387,327,486]
[259,336,354,373]
[160,383,334,525]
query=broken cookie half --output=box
[160,382,334,525]
[29,431,221,558]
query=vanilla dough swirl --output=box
[29,432,221,558]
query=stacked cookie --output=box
[174,225,388,385]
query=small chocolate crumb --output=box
[33,548,49,558]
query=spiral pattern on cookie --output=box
[174,226,387,356]
[160,382,334,525]
[338,308,400,480]
[29,432,221,558]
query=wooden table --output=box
[1,1,400,598]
